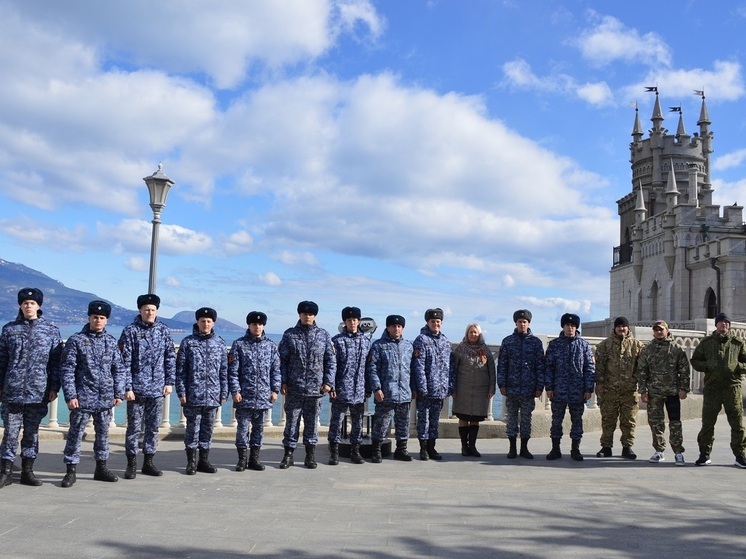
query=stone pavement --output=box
[1,415,745,559]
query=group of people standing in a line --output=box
[1,288,745,490]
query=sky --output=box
[1,0,746,340]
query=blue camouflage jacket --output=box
[496,329,545,398]
[544,332,595,403]
[118,316,176,398]
[411,326,451,399]
[279,321,336,397]
[228,331,281,410]
[0,314,62,404]
[331,328,371,405]
[175,325,229,407]
[60,324,126,411]
[366,329,414,404]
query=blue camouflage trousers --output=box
[416,397,443,440]
[183,406,218,450]
[64,408,112,464]
[235,408,267,449]
[0,402,48,460]
[282,394,322,448]
[125,396,163,456]
[372,401,410,442]
[505,395,536,438]
[550,400,585,441]
[328,401,364,445]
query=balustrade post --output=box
[161,393,171,428]
[47,398,59,428]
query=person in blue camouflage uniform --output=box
[544,313,595,462]
[228,311,280,472]
[328,306,371,465]
[497,309,544,460]
[367,315,414,463]
[176,307,228,475]
[0,288,63,488]
[278,301,336,469]
[690,312,746,468]
[118,293,176,479]
[637,320,690,465]
[60,301,125,487]
[412,308,451,461]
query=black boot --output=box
[124,454,137,479]
[418,439,429,461]
[197,448,217,473]
[519,437,534,459]
[20,457,42,486]
[60,463,76,488]
[304,444,317,469]
[596,446,612,458]
[93,460,118,482]
[235,448,247,472]
[546,438,562,460]
[507,436,518,459]
[394,439,412,461]
[279,447,294,469]
[468,425,481,457]
[371,440,382,463]
[459,427,469,456]
[427,439,443,461]
[571,439,584,462]
[350,444,364,464]
[0,458,13,488]
[142,454,163,476]
[186,448,198,475]
[328,442,339,466]
[622,446,637,460]
[248,447,265,471]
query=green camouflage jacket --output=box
[637,335,690,396]
[690,331,746,389]
[594,331,644,392]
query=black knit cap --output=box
[386,315,406,327]
[341,306,362,320]
[614,316,630,328]
[560,313,581,328]
[88,300,111,318]
[137,293,161,309]
[246,311,267,326]
[513,309,532,323]
[18,287,43,306]
[424,308,444,321]
[195,307,217,321]
[297,300,319,315]
[715,312,731,325]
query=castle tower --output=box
[609,90,746,325]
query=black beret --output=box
[614,316,630,328]
[560,313,581,328]
[513,309,532,323]
[88,300,111,318]
[195,307,217,321]
[341,306,362,320]
[386,315,406,327]
[246,311,267,326]
[137,293,161,309]
[297,300,319,315]
[424,308,444,321]
[715,312,731,325]
[18,287,43,306]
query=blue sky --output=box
[1,0,745,340]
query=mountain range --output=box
[0,258,245,333]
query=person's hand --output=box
[233,393,243,403]
[281,384,288,396]
[125,390,135,401]
[67,398,79,410]
[641,393,649,404]
[374,390,384,403]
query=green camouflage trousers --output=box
[647,394,683,453]
[697,384,746,456]
[599,389,638,448]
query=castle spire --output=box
[696,90,710,126]
[648,87,664,131]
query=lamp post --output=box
[143,163,174,294]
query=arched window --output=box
[651,280,659,320]
[705,288,717,318]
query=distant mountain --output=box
[0,258,245,333]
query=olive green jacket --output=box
[690,331,746,389]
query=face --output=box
[427,318,442,334]
[299,312,316,326]
[515,319,529,334]
[197,317,214,334]
[467,326,480,343]
[614,324,629,337]
[345,317,360,333]
[88,314,108,333]
[652,325,668,340]
[139,304,158,324]
[563,323,577,337]
[387,324,403,339]
[716,320,730,335]
[249,323,264,337]
[20,300,40,320]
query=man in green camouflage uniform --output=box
[690,312,746,468]
[594,317,645,459]
[637,320,690,465]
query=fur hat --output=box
[246,311,267,326]
[195,307,217,322]
[18,287,43,306]
[424,308,444,321]
[341,306,362,320]
[297,300,319,315]
[560,313,581,328]
[137,293,161,309]
[386,315,406,327]
[87,300,111,318]
[513,309,532,323]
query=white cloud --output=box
[0,217,87,247]
[273,251,321,266]
[259,272,282,286]
[223,231,254,255]
[575,14,671,67]
[124,257,147,272]
[626,61,744,102]
[98,219,213,255]
[714,148,746,171]
[164,276,181,287]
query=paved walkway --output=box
[1,416,745,559]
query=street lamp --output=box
[143,163,175,294]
